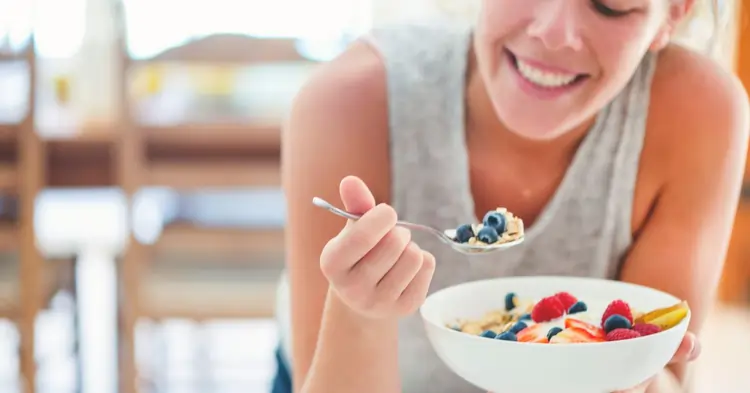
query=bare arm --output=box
[619,48,750,392]
[281,40,402,393]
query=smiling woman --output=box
[278,0,749,392]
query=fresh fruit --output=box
[632,323,661,336]
[508,321,527,334]
[495,331,518,341]
[517,324,549,343]
[601,300,634,326]
[519,313,532,321]
[482,211,507,233]
[636,301,690,330]
[477,226,499,244]
[603,315,632,333]
[555,292,578,310]
[531,296,566,323]
[546,327,564,341]
[505,292,518,311]
[605,328,641,341]
[454,224,474,243]
[549,327,604,344]
[480,330,497,339]
[565,318,605,339]
[648,308,689,330]
[567,301,587,314]
[634,301,687,324]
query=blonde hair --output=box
[672,0,729,59]
[673,0,742,66]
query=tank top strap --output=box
[588,51,660,277]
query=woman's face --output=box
[474,0,681,140]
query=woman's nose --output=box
[526,1,584,51]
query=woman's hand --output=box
[612,331,701,393]
[319,175,436,319]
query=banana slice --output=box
[636,301,689,330]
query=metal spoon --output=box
[312,197,523,255]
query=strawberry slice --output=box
[549,327,605,344]
[516,324,549,343]
[564,318,605,340]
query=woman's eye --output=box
[591,0,631,18]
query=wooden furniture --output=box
[0,36,49,393]
[114,8,315,391]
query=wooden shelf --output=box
[156,225,284,257]
[0,165,17,192]
[0,222,18,251]
[140,276,278,320]
[0,125,19,142]
[146,160,281,189]
[142,123,280,152]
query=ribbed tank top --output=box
[275,22,658,392]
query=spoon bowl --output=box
[312,197,523,255]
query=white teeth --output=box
[516,58,579,88]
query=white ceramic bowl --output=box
[420,276,690,393]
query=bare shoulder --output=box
[283,38,392,204]
[281,38,393,388]
[648,44,750,176]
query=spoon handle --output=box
[311,197,444,237]
[312,197,363,221]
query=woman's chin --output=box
[501,117,569,141]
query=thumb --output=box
[339,175,376,216]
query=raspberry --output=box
[606,328,641,341]
[632,323,661,336]
[601,300,633,327]
[531,296,566,323]
[554,292,578,310]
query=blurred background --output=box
[0,0,746,393]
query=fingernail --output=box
[689,340,701,360]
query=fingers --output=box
[396,250,436,314]
[340,175,376,215]
[318,175,437,319]
[350,227,412,287]
[689,337,702,361]
[375,242,424,300]
[669,332,699,365]
[670,332,699,364]
[321,203,398,275]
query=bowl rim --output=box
[419,275,691,347]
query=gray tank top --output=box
[275,22,658,392]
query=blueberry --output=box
[454,224,474,243]
[504,292,518,311]
[603,315,632,333]
[546,327,564,341]
[495,331,518,341]
[482,211,507,233]
[568,301,588,315]
[476,226,499,244]
[480,330,497,339]
[518,313,532,321]
[508,321,527,334]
